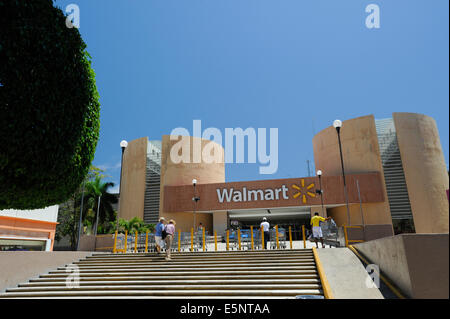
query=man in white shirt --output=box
[260,217,270,249]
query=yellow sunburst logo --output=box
[292,179,316,204]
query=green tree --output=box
[0,0,100,210]
[82,176,118,235]
[118,217,155,234]
[55,165,112,249]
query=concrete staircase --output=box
[0,249,323,298]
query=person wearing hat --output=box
[164,220,176,261]
[155,217,166,253]
[260,217,270,249]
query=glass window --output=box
[0,239,47,251]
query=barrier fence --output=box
[111,225,321,253]
[111,221,359,253]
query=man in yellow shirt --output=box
[310,212,331,248]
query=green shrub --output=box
[0,0,100,209]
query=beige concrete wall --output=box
[313,115,393,228]
[78,235,115,252]
[213,211,228,235]
[159,135,225,233]
[355,234,449,298]
[0,251,95,293]
[393,113,449,233]
[119,137,148,221]
[317,248,384,299]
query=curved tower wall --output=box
[312,115,393,227]
[159,135,226,233]
[119,137,148,222]
[393,113,449,233]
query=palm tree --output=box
[82,176,118,235]
[118,217,155,234]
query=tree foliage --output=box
[118,217,155,234]
[0,0,100,209]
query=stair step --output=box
[0,289,322,298]
[76,256,314,263]
[48,266,317,274]
[8,284,321,292]
[31,274,319,282]
[19,279,320,287]
[62,262,316,270]
[0,248,324,299]
[40,270,318,278]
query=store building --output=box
[0,205,59,251]
[118,112,449,239]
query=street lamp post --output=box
[94,194,101,237]
[316,170,325,216]
[333,119,351,225]
[192,179,200,231]
[117,140,128,230]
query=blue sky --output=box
[55,0,449,192]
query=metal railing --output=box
[343,225,365,247]
[112,224,314,253]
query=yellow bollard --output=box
[134,231,138,253]
[214,231,217,251]
[124,230,128,253]
[113,230,118,253]
[275,225,279,249]
[191,228,194,252]
[226,230,229,251]
[145,231,149,253]
[178,229,181,252]
[289,226,293,249]
[238,229,241,250]
[202,227,206,252]
[250,226,254,250]
[261,227,265,250]
[302,225,306,249]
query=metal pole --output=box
[336,128,351,225]
[117,147,125,230]
[76,179,86,251]
[318,175,325,216]
[94,195,101,237]
[193,184,196,234]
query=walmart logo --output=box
[292,179,316,204]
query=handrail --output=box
[343,225,365,247]
[275,225,280,249]
[302,225,306,249]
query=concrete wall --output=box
[0,251,94,293]
[159,135,225,233]
[393,113,449,233]
[77,235,115,252]
[119,137,148,221]
[355,234,449,298]
[312,115,393,229]
[317,248,384,299]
